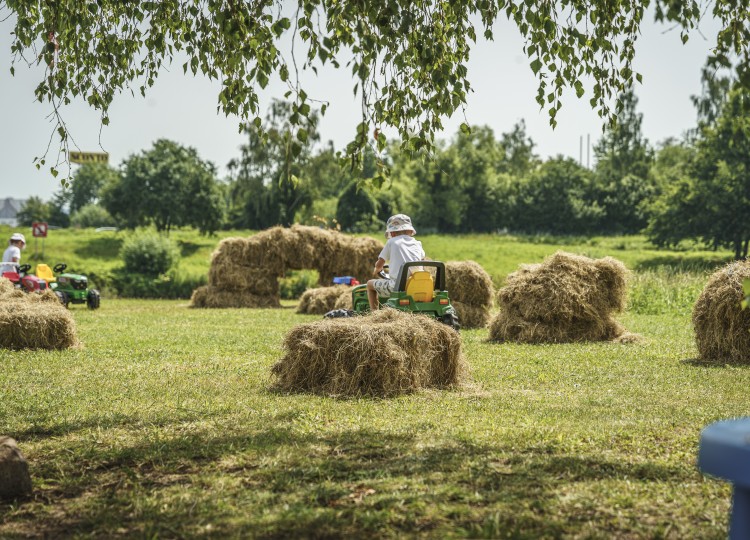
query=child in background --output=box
[367,214,425,310]
[1,233,26,274]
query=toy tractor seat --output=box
[405,270,434,302]
[36,263,56,283]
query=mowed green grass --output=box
[0,296,745,537]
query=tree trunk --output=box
[734,238,742,260]
[743,237,749,259]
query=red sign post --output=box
[31,221,48,258]
[32,222,48,238]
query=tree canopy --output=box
[4,0,749,181]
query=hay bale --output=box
[489,251,632,343]
[0,281,78,350]
[190,285,280,309]
[0,437,32,500]
[446,261,494,307]
[693,260,750,362]
[333,288,353,310]
[272,308,467,397]
[208,264,279,296]
[296,285,351,315]
[192,226,383,308]
[452,301,490,329]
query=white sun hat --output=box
[385,214,416,237]
[10,233,26,245]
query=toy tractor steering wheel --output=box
[18,264,31,273]
[53,263,67,273]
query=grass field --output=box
[0,227,744,538]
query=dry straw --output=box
[445,261,494,329]
[693,260,750,362]
[0,279,78,350]
[489,251,635,343]
[296,285,351,315]
[191,226,382,308]
[272,308,467,397]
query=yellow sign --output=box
[69,151,109,164]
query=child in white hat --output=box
[1,233,26,274]
[366,214,425,310]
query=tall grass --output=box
[628,267,708,315]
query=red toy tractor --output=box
[1,264,50,293]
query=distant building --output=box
[0,198,26,227]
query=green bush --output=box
[70,204,117,228]
[279,270,319,299]
[120,233,180,277]
[112,270,206,299]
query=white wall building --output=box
[0,198,25,227]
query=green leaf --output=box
[297,128,308,143]
[530,58,542,75]
[574,81,584,98]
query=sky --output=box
[0,9,722,201]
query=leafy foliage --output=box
[59,164,119,214]
[16,196,50,226]
[4,0,748,181]
[120,232,180,277]
[101,140,223,234]
[647,83,750,259]
[70,204,116,228]
[227,100,319,228]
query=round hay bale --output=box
[452,301,490,329]
[693,260,750,362]
[0,289,78,350]
[490,251,632,343]
[296,285,350,315]
[446,261,494,307]
[208,264,279,296]
[190,285,280,308]
[333,288,353,310]
[272,308,467,397]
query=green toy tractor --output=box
[48,263,101,309]
[348,261,459,330]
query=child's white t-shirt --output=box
[379,235,425,282]
[0,245,21,273]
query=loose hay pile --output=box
[693,260,750,362]
[0,279,78,350]
[191,225,383,308]
[296,285,352,315]
[445,261,494,328]
[489,251,634,343]
[272,308,467,397]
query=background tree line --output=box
[17,65,750,259]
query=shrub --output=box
[279,270,319,299]
[120,233,180,277]
[112,271,206,299]
[70,204,116,228]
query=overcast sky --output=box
[0,10,721,201]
